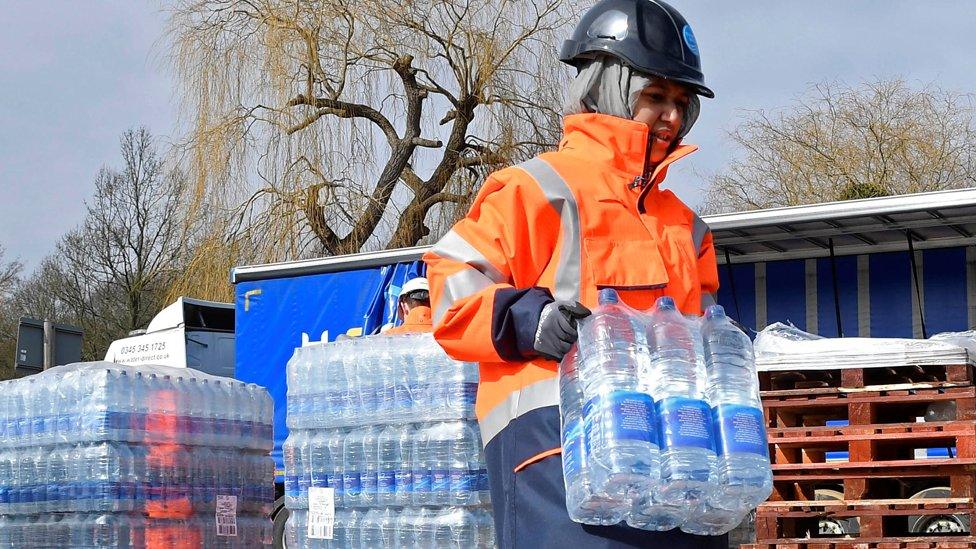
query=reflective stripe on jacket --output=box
[424,112,719,448]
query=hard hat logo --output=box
[682,25,699,57]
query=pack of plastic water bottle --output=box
[283,333,495,547]
[0,361,276,547]
[560,290,772,535]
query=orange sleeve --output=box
[423,167,560,363]
[698,229,720,312]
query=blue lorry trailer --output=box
[232,187,976,541]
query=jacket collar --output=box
[558,113,698,186]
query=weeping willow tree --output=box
[166,0,579,275]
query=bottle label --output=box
[477,468,490,492]
[447,382,478,407]
[307,487,335,540]
[412,469,431,493]
[657,397,715,451]
[431,469,450,492]
[449,468,476,492]
[377,471,396,493]
[284,475,299,496]
[362,471,378,494]
[713,404,769,457]
[215,494,238,537]
[561,418,585,478]
[394,469,413,493]
[310,473,329,489]
[583,390,657,445]
[342,472,361,495]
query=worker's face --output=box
[632,78,690,164]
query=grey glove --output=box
[534,300,591,361]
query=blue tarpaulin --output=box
[235,261,425,473]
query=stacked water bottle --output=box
[283,333,495,548]
[561,289,772,535]
[0,361,276,548]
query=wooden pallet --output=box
[755,499,973,542]
[759,364,973,392]
[768,420,976,466]
[742,538,976,549]
[763,386,976,430]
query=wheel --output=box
[815,488,859,536]
[907,486,970,534]
[271,497,290,549]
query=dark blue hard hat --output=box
[560,0,714,98]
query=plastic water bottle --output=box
[343,428,365,508]
[297,431,311,508]
[283,433,300,509]
[373,337,396,424]
[445,358,479,419]
[308,431,330,495]
[394,508,418,548]
[647,296,716,510]
[377,425,400,506]
[305,345,326,430]
[434,507,479,548]
[324,343,346,428]
[361,426,380,507]
[702,305,772,510]
[447,422,479,506]
[286,347,303,430]
[412,343,435,419]
[559,347,629,525]
[394,343,416,423]
[326,429,346,508]
[427,423,453,505]
[411,426,433,505]
[576,289,659,499]
[395,425,415,506]
[360,508,383,547]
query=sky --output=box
[2,1,976,272]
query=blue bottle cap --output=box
[598,288,619,305]
[705,304,726,319]
[655,296,676,310]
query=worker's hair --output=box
[402,290,430,308]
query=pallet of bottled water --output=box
[0,362,276,548]
[560,290,773,535]
[283,334,495,548]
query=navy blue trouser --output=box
[483,405,729,548]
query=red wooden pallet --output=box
[759,364,973,392]
[755,499,974,542]
[768,421,976,466]
[763,386,976,431]
[770,457,976,502]
[742,538,976,549]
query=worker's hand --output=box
[533,300,591,362]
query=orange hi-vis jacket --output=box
[424,113,719,452]
[385,305,433,335]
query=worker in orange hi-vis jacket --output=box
[385,277,433,335]
[423,0,722,546]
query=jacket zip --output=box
[633,131,654,214]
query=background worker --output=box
[424,0,722,546]
[385,276,433,335]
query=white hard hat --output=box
[400,277,429,297]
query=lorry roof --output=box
[231,187,976,282]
